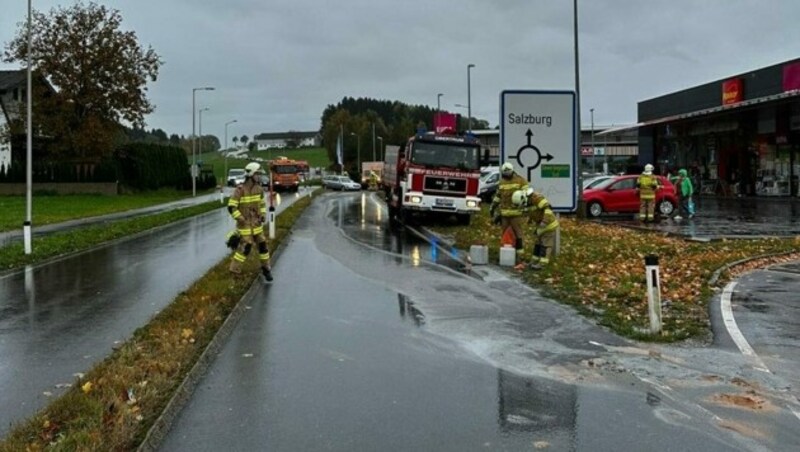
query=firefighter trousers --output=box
[230,225,271,274]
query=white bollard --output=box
[554,213,560,256]
[23,221,31,255]
[219,186,224,205]
[268,206,276,239]
[645,254,662,335]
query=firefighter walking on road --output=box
[227,162,273,282]
[491,162,529,260]
[636,163,661,222]
[512,188,559,271]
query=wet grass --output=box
[0,191,318,452]
[0,190,200,233]
[0,201,225,272]
[431,207,799,342]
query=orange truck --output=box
[268,157,302,192]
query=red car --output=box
[582,175,677,218]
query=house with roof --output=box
[253,131,321,150]
[0,70,28,173]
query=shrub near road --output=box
[431,207,800,342]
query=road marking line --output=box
[721,282,771,373]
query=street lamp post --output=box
[192,86,214,197]
[437,93,443,112]
[590,108,595,173]
[377,136,383,161]
[467,64,475,133]
[350,132,360,175]
[224,119,237,185]
[198,107,209,155]
[573,0,585,217]
[24,0,33,255]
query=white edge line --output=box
[721,282,771,373]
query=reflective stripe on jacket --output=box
[493,174,529,217]
[526,192,559,231]
[637,174,660,200]
[228,180,265,233]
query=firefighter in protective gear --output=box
[513,188,559,270]
[228,162,273,281]
[491,162,529,260]
[368,171,379,191]
[636,163,661,222]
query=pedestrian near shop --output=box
[674,168,694,220]
[490,162,529,258]
[227,162,273,282]
[636,164,661,222]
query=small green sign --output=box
[541,164,570,178]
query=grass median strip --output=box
[431,207,800,342]
[0,201,225,272]
[0,192,317,451]
[0,190,204,233]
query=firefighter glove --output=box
[225,230,241,250]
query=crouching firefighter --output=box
[490,162,529,262]
[227,162,273,282]
[512,188,559,270]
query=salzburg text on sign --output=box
[507,113,553,127]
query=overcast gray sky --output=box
[2,0,799,142]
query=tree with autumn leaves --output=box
[3,1,161,162]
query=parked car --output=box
[227,168,246,187]
[322,175,361,191]
[582,175,677,218]
[583,175,614,190]
[478,167,500,202]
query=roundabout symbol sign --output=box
[510,128,554,181]
[500,90,576,211]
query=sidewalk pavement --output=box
[605,195,800,239]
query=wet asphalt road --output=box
[2,189,799,449]
[723,262,800,380]
[0,189,309,437]
[157,192,793,451]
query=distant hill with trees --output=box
[319,96,489,172]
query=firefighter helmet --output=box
[501,162,514,176]
[511,190,527,207]
[643,164,654,175]
[244,162,264,177]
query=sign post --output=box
[500,90,577,212]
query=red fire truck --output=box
[382,131,482,225]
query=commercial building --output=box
[637,58,800,197]
[253,131,321,150]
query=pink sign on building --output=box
[782,61,800,91]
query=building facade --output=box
[0,70,27,174]
[638,58,800,197]
[254,131,321,150]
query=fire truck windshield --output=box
[409,142,480,170]
[273,165,298,174]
